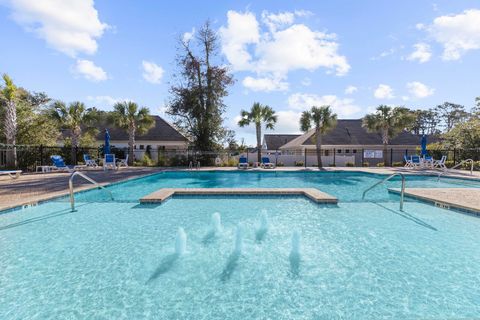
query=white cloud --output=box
[301,77,312,87]
[219,10,350,92]
[242,76,288,92]
[287,93,361,117]
[86,95,130,110]
[183,27,195,43]
[219,11,260,71]
[373,84,395,99]
[407,43,432,63]
[275,110,303,133]
[72,59,107,82]
[426,9,480,60]
[142,60,164,84]
[406,81,435,98]
[6,0,108,57]
[344,85,358,94]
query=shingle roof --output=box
[263,134,301,150]
[301,119,433,146]
[97,115,187,142]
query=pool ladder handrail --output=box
[69,171,114,212]
[362,173,405,211]
[437,158,474,181]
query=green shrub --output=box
[141,154,155,166]
[444,160,455,168]
[392,161,404,167]
[376,162,385,167]
[362,162,370,167]
[277,162,284,167]
[294,161,304,167]
[345,162,355,167]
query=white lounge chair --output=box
[83,154,98,167]
[237,156,249,169]
[433,155,447,170]
[0,170,21,179]
[261,157,275,169]
[404,155,413,168]
[116,154,129,168]
[103,154,117,171]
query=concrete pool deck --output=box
[389,188,480,215]
[0,166,478,212]
[140,188,338,204]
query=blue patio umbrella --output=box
[420,134,427,156]
[104,129,111,155]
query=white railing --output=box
[69,171,113,211]
[437,159,474,181]
[362,173,406,211]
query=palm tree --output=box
[51,101,97,163]
[300,105,337,169]
[0,74,18,168]
[238,102,277,162]
[362,105,415,166]
[111,101,154,165]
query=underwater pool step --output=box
[140,188,338,204]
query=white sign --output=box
[364,150,383,159]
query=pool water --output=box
[1,171,480,319]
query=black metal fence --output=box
[1,144,479,171]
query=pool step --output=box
[140,188,338,204]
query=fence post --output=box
[40,144,44,166]
[361,148,364,166]
[304,150,307,168]
[333,148,336,166]
[390,148,393,166]
[453,148,456,165]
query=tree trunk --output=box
[128,125,135,165]
[256,123,262,163]
[316,126,322,168]
[382,129,389,166]
[4,100,17,168]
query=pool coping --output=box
[388,188,480,216]
[140,188,338,204]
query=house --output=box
[262,134,301,153]
[260,119,432,166]
[100,115,189,160]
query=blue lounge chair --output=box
[83,154,98,167]
[237,156,249,169]
[103,154,116,171]
[261,157,275,169]
[50,155,83,172]
[411,155,421,169]
[404,155,413,168]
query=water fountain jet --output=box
[211,212,222,234]
[175,227,187,256]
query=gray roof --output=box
[98,115,187,142]
[263,134,301,150]
[302,119,433,146]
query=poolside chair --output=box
[50,155,82,172]
[261,157,275,169]
[116,154,129,168]
[103,154,117,171]
[423,155,434,169]
[404,155,413,168]
[83,154,98,167]
[237,156,249,169]
[0,170,21,179]
[433,155,447,170]
[411,155,422,169]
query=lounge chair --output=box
[0,170,21,179]
[411,155,421,169]
[116,154,129,168]
[423,155,434,169]
[433,155,447,169]
[404,155,413,168]
[103,154,116,171]
[261,157,275,169]
[50,155,82,172]
[237,156,249,169]
[83,154,98,167]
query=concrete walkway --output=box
[0,167,161,211]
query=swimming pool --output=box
[1,171,480,319]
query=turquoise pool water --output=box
[1,171,480,319]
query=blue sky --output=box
[1,0,479,145]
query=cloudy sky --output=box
[0,0,479,144]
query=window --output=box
[337,149,342,154]
[345,149,350,153]
[352,149,357,154]
[140,145,145,150]
[324,150,330,156]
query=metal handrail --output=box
[69,171,113,211]
[362,173,405,211]
[437,159,474,181]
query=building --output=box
[260,119,431,166]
